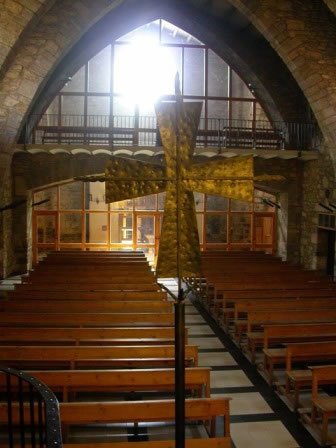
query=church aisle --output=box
[184,291,323,448]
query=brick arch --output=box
[323,0,336,16]
[0,0,56,73]
[26,0,309,140]
[220,0,336,150]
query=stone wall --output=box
[301,145,336,269]
[255,158,303,264]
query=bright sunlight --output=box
[114,36,178,111]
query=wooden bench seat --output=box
[23,274,155,284]
[283,368,324,410]
[15,283,160,291]
[0,299,173,314]
[247,322,336,363]
[0,344,199,369]
[0,367,211,400]
[7,290,167,300]
[247,309,336,335]
[62,438,231,448]
[206,271,326,283]
[0,440,231,448]
[233,301,336,339]
[39,258,151,266]
[0,397,231,439]
[299,366,336,445]
[211,289,336,316]
[0,312,174,327]
[0,327,184,345]
[264,340,336,385]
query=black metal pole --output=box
[175,288,185,448]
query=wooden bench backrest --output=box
[206,271,325,280]
[0,312,174,326]
[223,289,336,300]
[61,438,231,448]
[10,367,210,397]
[286,341,336,371]
[0,326,184,341]
[0,300,173,314]
[0,398,230,436]
[311,366,336,399]
[15,283,160,291]
[40,259,150,265]
[23,276,156,285]
[8,290,167,300]
[217,282,332,292]
[235,298,336,319]
[0,344,198,365]
[248,309,336,332]
[263,323,336,349]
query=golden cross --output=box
[103,100,256,277]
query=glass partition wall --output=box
[32,181,276,265]
[32,20,272,147]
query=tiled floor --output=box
[183,296,300,448]
[188,293,325,448]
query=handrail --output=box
[1,366,63,448]
[23,114,321,151]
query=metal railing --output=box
[1,366,62,448]
[24,114,320,151]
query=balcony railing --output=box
[0,366,62,448]
[23,114,320,151]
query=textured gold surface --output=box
[155,101,203,277]
[99,102,256,277]
[105,158,166,202]
[186,156,254,202]
[91,101,263,277]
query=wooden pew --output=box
[212,288,336,316]
[0,397,231,439]
[248,309,336,335]
[0,344,199,369]
[234,297,336,321]
[0,312,174,327]
[23,273,155,284]
[300,365,336,445]
[0,300,173,314]
[209,281,334,310]
[233,299,336,340]
[38,258,151,266]
[7,290,168,300]
[26,264,153,274]
[2,367,211,400]
[284,364,336,411]
[0,326,186,345]
[247,322,336,364]
[62,439,231,448]
[14,282,161,291]
[264,340,336,385]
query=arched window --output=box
[33,20,272,148]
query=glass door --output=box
[135,214,156,265]
[33,211,58,264]
[253,214,274,253]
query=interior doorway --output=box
[316,228,335,277]
[33,211,58,264]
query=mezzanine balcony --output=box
[21,114,320,154]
